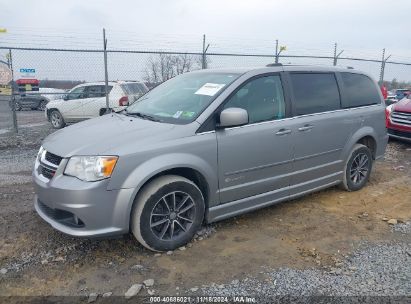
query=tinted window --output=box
[86,85,112,98]
[290,73,340,115]
[223,75,286,124]
[121,83,148,95]
[67,86,86,100]
[341,73,380,108]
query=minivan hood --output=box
[393,98,411,113]
[42,114,177,157]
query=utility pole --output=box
[202,34,210,69]
[333,42,344,66]
[103,28,110,113]
[379,48,391,84]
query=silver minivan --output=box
[33,65,388,251]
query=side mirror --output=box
[219,107,248,128]
[63,94,69,101]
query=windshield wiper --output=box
[125,111,161,122]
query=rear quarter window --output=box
[340,73,380,108]
[290,73,341,116]
[121,83,147,95]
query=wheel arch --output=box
[127,166,211,232]
[342,127,379,162]
[356,135,377,159]
[113,153,217,231]
[46,107,60,120]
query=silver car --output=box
[33,65,388,251]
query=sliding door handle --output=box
[298,125,313,132]
[275,129,292,136]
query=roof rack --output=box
[266,63,283,67]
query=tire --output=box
[99,108,111,116]
[131,175,205,252]
[38,100,47,111]
[341,144,373,191]
[49,109,66,129]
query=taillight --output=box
[385,105,393,128]
[119,96,129,106]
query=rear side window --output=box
[121,83,148,95]
[341,73,380,108]
[86,85,113,98]
[290,73,340,115]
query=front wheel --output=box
[131,175,205,252]
[341,144,373,191]
[38,100,47,111]
[49,109,66,129]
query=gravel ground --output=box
[196,240,411,298]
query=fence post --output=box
[275,40,286,64]
[8,49,18,133]
[103,28,110,113]
[202,34,210,69]
[379,48,391,84]
[333,43,343,66]
[275,40,279,64]
[379,48,385,84]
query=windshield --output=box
[126,71,241,124]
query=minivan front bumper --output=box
[33,160,135,238]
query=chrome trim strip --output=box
[389,118,411,127]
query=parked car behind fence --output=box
[45,81,148,128]
[16,87,66,111]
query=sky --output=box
[1,0,411,82]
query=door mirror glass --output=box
[219,107,248,128]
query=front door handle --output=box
[275,128,292,136]
[298,125,313,132]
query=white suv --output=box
[46,81,148,128]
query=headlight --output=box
[37,146,45,162]
[64,156,118,182]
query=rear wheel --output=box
[49,109,65,129]
[342,144,373,191]
[131,175,205,252]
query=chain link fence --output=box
[1,44,411,135]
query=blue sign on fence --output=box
[20,68,36,73]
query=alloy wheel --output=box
[350,152,369,185]
[51,112,62,128]
[150,191,195,241]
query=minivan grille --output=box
[41,166,56,179]
[391,111,411,126]
[45,152,62,166]
[38,150,62,181]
